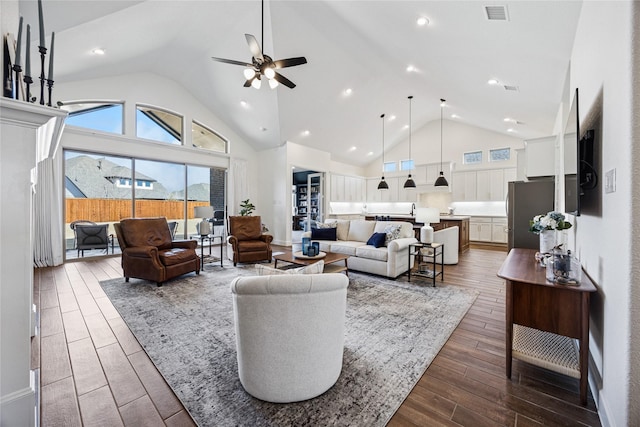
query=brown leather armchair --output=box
[114,217,200,286]
[227,216,273,266]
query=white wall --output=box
[364,119,525,177]
[568,2,638,425]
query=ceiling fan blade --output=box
[211,57,253,67]
[243,78,253,88]
[245,34,264,63]
[273,72,296,89]
[273,57,307,69]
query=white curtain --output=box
[230,158,248,216]
[33,154,64,267]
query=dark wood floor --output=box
[34,246,601,426]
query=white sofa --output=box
[230,273,349,403]
[303,219,418,278]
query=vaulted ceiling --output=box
[19,0,582,166]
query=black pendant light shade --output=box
[404,95,416,189]
[378,113,388,190]
[434,98,449,187]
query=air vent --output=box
[503,85,519,91]
[484,5,509,21]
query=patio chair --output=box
[72,221,114,257]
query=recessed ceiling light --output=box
[240,100,249,108]
[417,16,430,26]
[91,48,106,55]
[388,115,396,121]
[406,65,416,72]
[504,117,518,123]
[343,88,353,96]
[488,78,500,85]
[302,130,310,136]
[402,124,409,130]
[451,114,460,119]
[507,128,516,133]
[349,146,357,152]
[367,151,374,156]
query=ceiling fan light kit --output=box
[404,95,416,189]
[435,98,449,187]
[211,0,307,89]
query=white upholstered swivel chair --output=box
[230,273,349,403]
[433,226,459,264]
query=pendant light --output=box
[403,95,416,189]
[434,98,449,187]
[377,113,389,190]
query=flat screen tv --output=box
[564,88,598,216]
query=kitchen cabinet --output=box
[491,218,508,243]
[331,174,365,202]
[366,177,417,202]
[470,216,507,243]
[452,171,477,201]
[525,136,555,178]
[453,168,516,202]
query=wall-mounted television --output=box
[564,88,598,216]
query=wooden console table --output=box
[497,248,597,405]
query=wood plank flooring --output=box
[34,247,601,426]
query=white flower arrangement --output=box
[529,211,572,234]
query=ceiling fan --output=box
[211,0,307,89]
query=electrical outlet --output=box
[605,168,616,193]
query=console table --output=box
[497,248,597,405]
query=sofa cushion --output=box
[329,241,365,256]
[347,220,376,242]
[355,246,388,262]
[366,232,387,248]
[374,221,414,239]
[311,227,337,241]
[238,240,270,252]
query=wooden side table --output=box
[497,248,597,405]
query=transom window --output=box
[136,104,183,145]
[463,151,482,165]
[490,147,511,162]
[192,120,228,153]
[61,101,124,134]
[383,162,397,173]
[400,159,414,171]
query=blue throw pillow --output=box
[367,232,386,248]
[311,227,337,241]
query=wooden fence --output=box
[65,199,209,223]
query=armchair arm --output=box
[260,234,273,244]
[123,246,159,259]
[387,237,418,253]
[172,240,198,250]
[228,235,238,247]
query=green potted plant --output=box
[239,199,255,216]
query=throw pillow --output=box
[254,264,290,276]
[311,227,337,241]
[366,232,387,248]
[383,224,402,246]
[315,222,337,229]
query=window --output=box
[136,105,183,144]
[400,159,414,171]
[61,101,123,134]
[192,121,228,153]
[383,162,397,173]
[490,147,511,162]
[463,151,482,165]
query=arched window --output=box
[136,104,183,145]
[60,101,124,134]
[192,120,228,154]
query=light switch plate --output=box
[605,168,616,193]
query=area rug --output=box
[99,265,478,426]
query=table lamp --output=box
[194,206,214,236]
[415,207,440,243]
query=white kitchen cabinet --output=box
[330,174,345,201]
[380,177,399,202]
[331,174,365,202]
[452,171,478,201]
[491,218,508,243]
[525,136,555,178]
[412,165,428,185]
[503,168,517,199]
[454,168,516,202]
[470,217,493,242]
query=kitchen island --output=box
[364,215,469,253]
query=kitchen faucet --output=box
[410,203,416,216]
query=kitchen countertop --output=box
[364,214,471,221]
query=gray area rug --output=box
[99,264,478,426]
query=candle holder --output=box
[23,75,33,102]
[46,79,54,106]
[11,64,22,100]
[38,45,47,105]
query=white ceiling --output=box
[19,0,582,167]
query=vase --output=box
[539,230,555,254]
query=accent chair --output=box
[227,216,273,266]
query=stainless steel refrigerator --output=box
[507,180,555,250]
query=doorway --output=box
[292,169,324,234]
